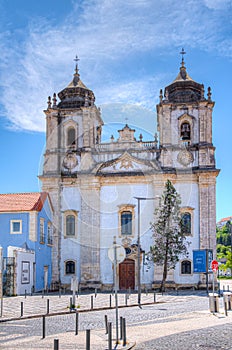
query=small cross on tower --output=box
[74,55,80,75]
[180,48,186,64]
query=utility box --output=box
[209,293,219,313]
[223,292,232,311]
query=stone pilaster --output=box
[79,176,101,286]
[198,174,218,255]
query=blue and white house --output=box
[0,192,53,295]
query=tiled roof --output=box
[0,192,48,212]
[217,216,232,224]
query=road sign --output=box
[108,244,126,264]
[211,260,218,272]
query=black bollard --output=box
[59,288,61,298]
[120,316,123,340]
[54,339,59,350]
[95,288,97,298]
[104,315,108,334]
[47,299,50,314]
[109,294,112,308]
[108,322,112,350]
[42,316,46,339]
[25,289,27,299]
[70,297,73,312]
[75,311,79,335]
[154,292,156,303]
[122,318,126,346]
[125,293,127,306]
[21,302,23,317]
[91,295,93,309]
[86,329,90,350]
[224,299,228,316]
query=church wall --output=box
[99,181,156,286]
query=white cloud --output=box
[0,0,231,131]
[203,0,231,10]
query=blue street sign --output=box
[193,250,207,273]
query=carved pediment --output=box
[178,112,195,122]
[96,152,159,175]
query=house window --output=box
[47,222,53,245]
[64,211,78,238]
[180,122,191,141]
[67,127,76,148]
[181,260,192,274]
[181,212,191,235]
[121,211,132,235]
[10,220,22,234]
[65,260,75,275]
[66,215,75,236]
[40,218,45,243]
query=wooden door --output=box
[119,259,135,290]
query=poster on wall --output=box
[21,261,30,284]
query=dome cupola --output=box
[164,49,205,103]
[57,56,95,109]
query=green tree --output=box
[149,179,190,292]
[225,251,232,276]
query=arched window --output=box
[67,127,76,147]
[65,260,75,274]
[180,122,191,140]
[66,215,75,236]
[181,212,191,235]
[63,210,78,238]
[121,211,132,235]
[181,260,191,274]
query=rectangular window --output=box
[10,220,22,234]
[40,218,45,243]
[47,223,53,245]
[121,211,132,235]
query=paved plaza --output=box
[0,281,232,349]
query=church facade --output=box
[40,56,219,290]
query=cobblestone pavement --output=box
[0,281,231,349]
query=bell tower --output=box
[156,50,219,279]
[40,57,104,285]
[157,50,215,170]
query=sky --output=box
[0,0,231,221]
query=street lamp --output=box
[134,196,159,305]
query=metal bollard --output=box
[25,289,27,299]
[86,329,90,350]
[21,302,23,317]
[42,289,44,298]
[95,288,97,298]
[104,315,108,334]
[145,288,148,296]
[120,316,123,339]
[75,311,79,335]
[122,318,126,346]
[224,299,228,316]
[47,299,50,314]
[54,339,59,350]
[109,294,112,308]
[70,297,73,312]
[108,322,112,350]
[59,287,61,298]
[154,292,156,303]
[42,316,46,339]
[91,295,94,309]
[125,293,127,306]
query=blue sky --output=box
[0,0,231,221]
